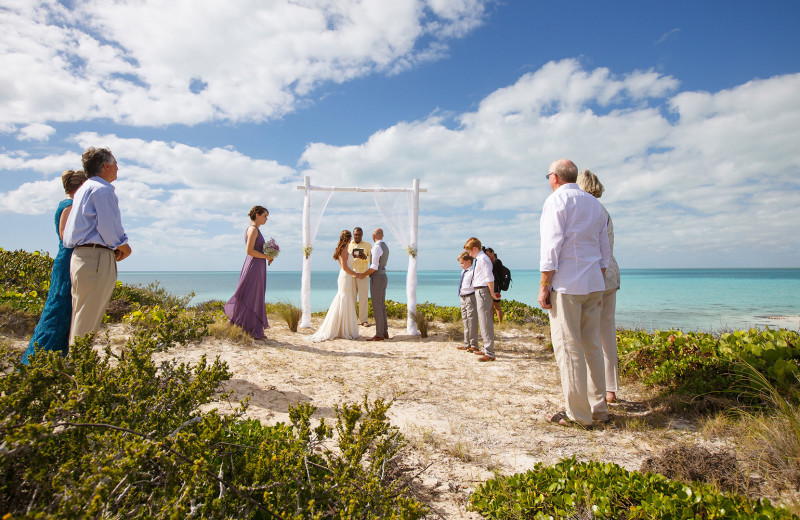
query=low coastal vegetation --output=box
[2,247,800,518]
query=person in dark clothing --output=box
[484,247,504,324]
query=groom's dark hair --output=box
[353,227,363,233]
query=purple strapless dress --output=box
[224,228,268,338]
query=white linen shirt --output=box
[472,251,495,287]
[539,183,610,295]
[369,240,384,271]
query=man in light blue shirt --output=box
[63,147,132,343]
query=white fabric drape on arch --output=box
[373,191,419,335]
[299,190,335,328]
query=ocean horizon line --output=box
[119,267,800,274]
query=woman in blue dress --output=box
[21,170,88,364]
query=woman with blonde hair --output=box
[22,170,88,364]
[224,205,274,339]
[311,230,360,342]
[578,170,621,403]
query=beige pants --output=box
[69,247,117,344]
[353,274,370,323]
[549,290,607,426]
[600,287,620,393]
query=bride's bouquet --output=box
[263,237,280,258]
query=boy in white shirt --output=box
[464,237,500,361]
[455,251,479,353]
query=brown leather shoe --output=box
[477,355,496,362]
[366,335,385,341]
[473,350,485,355]
[456,346,470,350]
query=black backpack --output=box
[497,264,512,292]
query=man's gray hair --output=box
[553,159,578,183]
[81,147,115,178]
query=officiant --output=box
[348,227,372,326]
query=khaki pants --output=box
[353,274,370,323]
[549,290,607,426]
[600,287,620,393]
[69,247,117,344]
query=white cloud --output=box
[299,60,800,268]
[2,60,799,270]
[0,0,490,127]
[16,123,56,141]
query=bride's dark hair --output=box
[333,230,351,260]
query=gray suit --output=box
[370,241,389,338]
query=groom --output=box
[360,228,389,341]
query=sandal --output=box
[548,411,592,429]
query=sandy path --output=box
[141,317,714,518]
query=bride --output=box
[311,230,360,342]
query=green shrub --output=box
[410,312,429,338]
[125,305,213,348]
[618,328,800,397]
[500,299,549,326]
[0,330,426,518]
[111,280,193,309]
[0,248,53,313]
[272,300,302,332]
[469,456,797,519]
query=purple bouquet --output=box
[263,237,280,258]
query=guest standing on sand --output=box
[21,170,88,364]
[225,206,273,340]
[348,227,372,327]
[63,147,131,344]
[359,228,389,341]
[311,230,360,342]
[578,170,621,403]
[484,247,505,324]
[464,237,499,361]
[455,251,479,353]
[539,159,610,428]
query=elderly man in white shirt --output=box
[538,158,611,428]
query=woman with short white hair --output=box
[578,170,620,403]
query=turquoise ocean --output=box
[118,269,800,333]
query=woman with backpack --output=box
[484,247,510,324]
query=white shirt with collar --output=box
[369,239,384,271]
[459,265,476,296]
[539,183,610,295]
[472,251,494,287]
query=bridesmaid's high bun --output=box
[249,205,269,221]
[62,170,88,196]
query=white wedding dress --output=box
[311,253,359,342]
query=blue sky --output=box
[2,0,799,272]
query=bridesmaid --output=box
[22,170,88,364]
[224,206,274,339]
